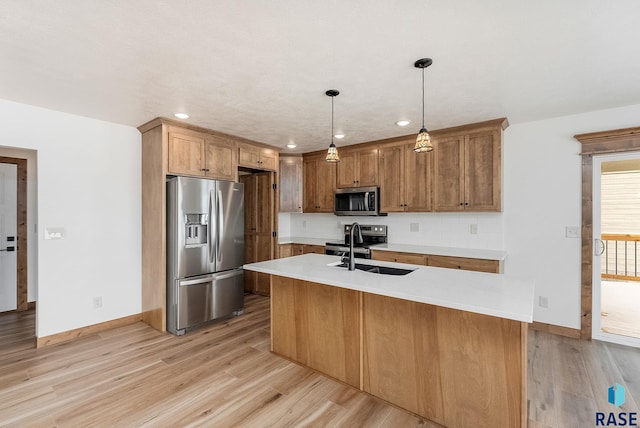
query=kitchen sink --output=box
[333,262,415,276]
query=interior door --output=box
[0,163,17,312]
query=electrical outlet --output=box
[93,296,102,309]
[410,223,419,233]
[302,220,307,229]
[470,224,478,235]
[538,296,548,308]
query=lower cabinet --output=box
[371,250,501,273]
[279,243,324,258]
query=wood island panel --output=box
[436,306,526,428]
[269,273,527,428]
[362,293,445,425]
[270,276,360,388]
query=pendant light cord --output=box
[421,67,425,129]
[331,96,335,143]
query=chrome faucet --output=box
[348,222,363,271]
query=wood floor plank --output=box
[1,295,640,427]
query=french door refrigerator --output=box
[166,176,244,335]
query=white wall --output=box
[504,104,640,328]
[286,103,640,330]
[0,98,141,338]
[0,146,38,303]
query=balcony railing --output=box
[601,233,640,282]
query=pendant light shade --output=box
[414,58,433,153]
[325,89,340,163]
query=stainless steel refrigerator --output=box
[166,176,244,335]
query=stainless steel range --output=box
[325,224,387,259]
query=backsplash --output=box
[280,212,505,250]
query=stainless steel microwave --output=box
[334,186,386,216]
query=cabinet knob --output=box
[465,202,469,206]
[459,202,464,206]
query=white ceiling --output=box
[1,1,639,153]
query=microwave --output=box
[334,186,386,216]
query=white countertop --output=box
[278,236,331,246]
[244,254,534,323]
[370,243,507,261]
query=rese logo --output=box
[596,383,638,426]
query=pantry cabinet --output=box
[336,146,379,188]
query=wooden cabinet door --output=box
[465,130,501,211]
[279,157,302,212]
[255,173,272,234]
[427,255,500,273]
[292,244,304,256]
[378,143,405,212]
[302,244,325,254]
[279,244,293,258]
[238,144,261,169]
[336,151,357,188]
[240,175,256,233]
[433,135,465,211]
[303,158,318,212]
[404,142,433,211]
[168,132,204,176]
[371,250,426,265]
[259,149,279,171]
[203,137,235,181]
[316,160,336,212]
[357,147,379,187]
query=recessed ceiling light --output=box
[396,120,411,127]
[334,134,345,139]
[286,143,297,149]
[174,113,189,119]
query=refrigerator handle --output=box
[217,189,224,263]
[209,191,215,263]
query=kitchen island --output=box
[244,254,534,428]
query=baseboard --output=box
[529,321,581,339]
[36,313,142,348]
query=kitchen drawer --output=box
[427,255,500,273]
[371,250,426,265]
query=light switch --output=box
[565,227,580,238]
[44,227,65,240]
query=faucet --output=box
[348,222,364,271]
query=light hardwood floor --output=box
[1,295,639,427]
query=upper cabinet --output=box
[238,143,279,171]
[303,153,336,213]
[432,124,503,212]
[336,146,379,188]
[279,156,303,213]
[168,130,236,181]
[379,139,432,213]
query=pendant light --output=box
[325,89,340,163]
[414,58,433,153]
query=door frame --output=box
[0,156,28,311]
[575,126,640,340]
[591,152,640,347]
